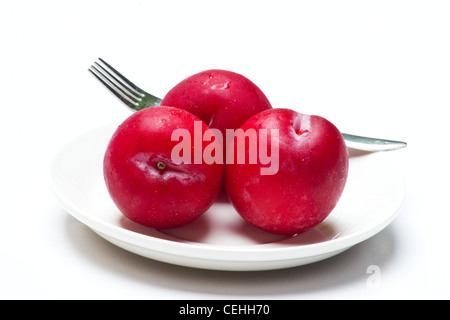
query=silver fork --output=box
[89,58,162,111]
[89,58,407,152]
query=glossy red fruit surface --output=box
[225,108,349,235]
[103,106,224,229]
[161,69,272,135]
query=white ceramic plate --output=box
[49,124,405,271]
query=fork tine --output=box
[89,58,163,111]
[92,62,142,101]
[89,66,140,108]
[97,58,146,97]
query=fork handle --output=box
[342,133,407,151]
[132,99,406,151]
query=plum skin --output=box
[161,69,273,135]
[225,108,349,235]
[103,106,224,229]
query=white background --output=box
[1,0,449,299]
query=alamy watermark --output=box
[171,120,280,175]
